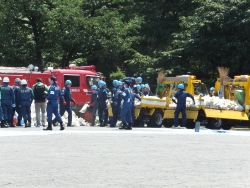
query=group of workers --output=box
[87,77,154,130]
[0,76,75,130]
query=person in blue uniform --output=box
[97,81,109,127]
[18,79,34,128]
[0,87,5,128]
[110,80,118,124]
[209,87,215,97]
[143,84,153,96]
[110,81,122,127]
[1,77,15,127]
[44,76,65,131]
[119,82,133,130]
[87,85,98,126]
[52,80,75,127]
[121,77,142,93]
[11,78,22,127]
[136,84,142,96]
[130,91,141,127]
[172,84,195,127]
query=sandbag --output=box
[79,103,89,113]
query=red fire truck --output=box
[0,64,101,122]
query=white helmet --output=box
[3,77,9,82]
[21,79,27,85]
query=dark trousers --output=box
[174,104,186,125]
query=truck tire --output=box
[148,110,163,128]
[208,118,223,130]
[163,119,173,128]
[186,121,195,129]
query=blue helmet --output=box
[136,84,141,89]
[137,77,142,83]
[117,81,122,86]
[91,85,97,90]
[178,84,184,89]
[210,87,215,91]
[141,84,145,88]
[145,84,149,88]
[98,80,102,85]
[65,80,72,85]
[113,80,118,85]
[100,81,106,87]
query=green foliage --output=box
[110,67,126,81]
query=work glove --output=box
[63,101,67,105]
[172,99,177,104]
[12,104,16,108]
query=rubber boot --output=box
[119,122,127,130]
[125,123,132,130]
[1,121,8,128]
[27,121,31,127]
[24,121,29,128]
[60,122,65,131]
[99,120,104,127]
[43,123,53,131]
[4,121,10,127]
[103,121,107,127]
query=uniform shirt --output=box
[60,87,75,104]
[113,88,122,105]
[97,88,109,103]
[173,90,195,105]
[12,85,20,105]
[32,82,49,103]
[18,86,34,103]
[1,83,15,103]
[47,84,61,101]
[121,88,132,103]
[111,86,118,102]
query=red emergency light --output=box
[67,64,96,70]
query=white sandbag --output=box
[79,103,89,113]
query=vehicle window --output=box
[193,83,208,96]
[86,76,100,88]
[64,75,80,87]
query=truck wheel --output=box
[222,124,231,130]
[163,119,173,128]
[208,118,223,130]
[148,110,163,128]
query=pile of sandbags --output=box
[171,96,244,111]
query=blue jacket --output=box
[60,87,75,104]
[113,88,122,105]
[18,86,34,103]
[174,90,195,105]
[111,87,118,102]
[12,85,20,104]
[97,88,109,103]
[47,84,61,102]
[1,83,15,104]
[121,88,132,103]
[131,93,141,107]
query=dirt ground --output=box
[1,126,250,188]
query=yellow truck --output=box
[109,75,250,129]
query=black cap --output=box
[50,76,57,82]
[37,78,42,82]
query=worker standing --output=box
[144,84,153,96]
[1,77,15,127]
[43,76,65,131]
[130,90,141,127]
[111,80,118,121]
[11,78,22,127]
[87,85,98,126]
[97,81,109,127]
[110,81,122,127]
[18,79,34,128]
[53,80,76,127]
[0,87,6,128]
[172,84,195,127]
[119,82,133,130]
[32,78,49,127]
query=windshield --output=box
[193,83,208,96]
[86,76,100,89]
